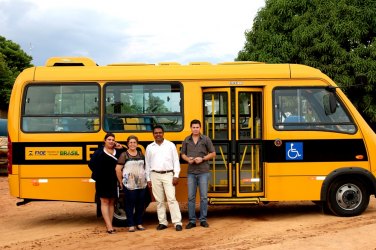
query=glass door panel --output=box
[204,90,231,196]
[204,92,229,140]
[238,143,262,193]
[236,89,263,196]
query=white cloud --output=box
[0,0,265,65]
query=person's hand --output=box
[188,157,195,164]
[172,177,179,186]
[194,157,204,164]
[114,142,123,149]
[147,181,152,188]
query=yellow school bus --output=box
[7,57,376,223]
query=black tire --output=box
[327,178,369,217]
[113,187,152,226]
[113,192,127,226]
[311,201,333,215]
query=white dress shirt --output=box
[145,139,180,181]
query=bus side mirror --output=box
[323,92,337,115]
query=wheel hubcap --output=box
[336,183,362,210]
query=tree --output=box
[0,36,33,110]
[237,0,376,123]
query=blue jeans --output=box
[187,173,209,223]
[124,188,146,227]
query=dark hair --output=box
[190,119,201,127]
[104,132,115,140]
[152,125,164,133]
[127,135,139,144]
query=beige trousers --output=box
[150,172,182,227]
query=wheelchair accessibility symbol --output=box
[286,142,303,160]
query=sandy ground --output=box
[1,176,376,250]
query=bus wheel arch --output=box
[321,167,376,217]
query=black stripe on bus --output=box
[11,139,367,165]
[263,139,367,162]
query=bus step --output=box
[209,198,260,205]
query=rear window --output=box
[21,84,100,133]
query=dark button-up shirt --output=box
[181,134,215,174]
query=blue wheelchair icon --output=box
[286,142,303,160]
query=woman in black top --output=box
[116,135,147,232]
[89,133,124,234]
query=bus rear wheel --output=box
[113,196,127,226]
[327,178,369,217]
[112,188,152,226]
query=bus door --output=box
[203,88,263,200]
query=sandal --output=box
[107,229,116,234]
[128,226,135,232]
[136,225,146,231]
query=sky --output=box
[0,0,265,66]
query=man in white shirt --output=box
[145,125,183,231]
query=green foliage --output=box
[237,0,376,122]
[0,36,33,110]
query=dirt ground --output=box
[1,176,376,250]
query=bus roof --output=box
[20,57,333,84]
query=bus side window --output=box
[104,117,124,131]
[273,87,356,133]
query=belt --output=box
[152,170,173,174]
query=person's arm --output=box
[205,138,217,161]
[203,151,216,161]
[194,138,216,164]
[194,152,216,164]
[181,141,194,164]
[180,139,194,164]
[171,142,180,186]
[115,164,124,190]
[88,148,101,171]
[181,153,194,164]
[88,148,103,180]
[116,152,127,189]
[145,146,152,188]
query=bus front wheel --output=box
[327,178,369,217]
